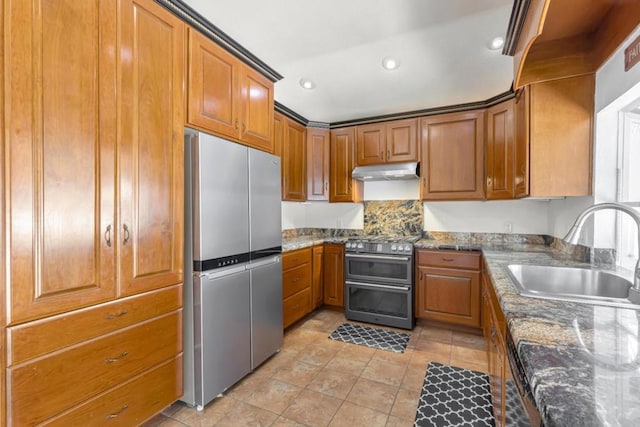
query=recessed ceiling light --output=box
[489,36,505,50]
[299,78,315,90]
[381,56,400,71]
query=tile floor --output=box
[145,309,488,427]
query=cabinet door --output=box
[415,266,481,327]
[307,128,330,201]
[420,111,485,200]
[486,100,515,200]
[386,119,418,163]
[282,120,307,201]
[356,123,386,165]
[273,112,285,158]
[6,0,117,323]
[514,87,530,198]
[240,65,274,152]
[187,28,240,140]
[119,0,184,296]
[529,74,593,197]
[323,244,344,307]
[312,245,324,309]
[330,127,362,203]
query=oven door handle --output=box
[345,280,410,291]
[344,253,411,262]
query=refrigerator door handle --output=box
[199,264,248,280]
[247,256,281,269]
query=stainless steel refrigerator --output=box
[182,130,283,410]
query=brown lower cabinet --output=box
[323,244,345,308]
[415,249,481,327]
[282,247,313,328]
[482,272,506,426]
[311,245,324,308]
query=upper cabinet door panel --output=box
[282,120,306,201]
[240,66,274,152]
[486,100,515,200]
[6,0,117,324]
[119,0,184,296]
[187,28,239,140]
[421,111,485,200]
[356,124,386,166]
[307,128,330,201]
[330,127,361,203]
[386,119,418,163]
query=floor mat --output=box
[414,362,495,427]
[328,323,410,353]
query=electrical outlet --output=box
[504,221,513,234]
[336,219,342,228]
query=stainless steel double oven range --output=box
[344,235,419,330]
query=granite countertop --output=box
[282,236,349,252]
[475,246,639,427]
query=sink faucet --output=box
[563,202,640,291]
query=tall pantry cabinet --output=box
[2,0,184,425]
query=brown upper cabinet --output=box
[516,74,594,198]
[510,0,640,88]
[486,99,515,200]
[307,128,330,201]
[420,111,485,200]
[330,127,363,203]
[187,28,274,153]
[277,113,307,201]
[356,119,418,165]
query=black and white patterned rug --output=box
[328,323,410,353]
[414,362,495,427]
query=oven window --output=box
[347,259,408,281]
[348,286,408,318]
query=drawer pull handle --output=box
[105,310,128,320]
[106,404,129,419]
[292,277,300,282]
[442,258,454,262]
[105,351,129,364]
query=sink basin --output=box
[506,264,638,308]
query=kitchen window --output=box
[617,108,640,271]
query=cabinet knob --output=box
[104,310,128,320]
[235,119,239,130]
[387,150,390,158]
[380,151,384,159]
[441,257,454,262]
[325,181,329,191]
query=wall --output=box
[424,200,550,234]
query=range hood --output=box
[351,162,420,181]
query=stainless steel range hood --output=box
[351,162,420,181]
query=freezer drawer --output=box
[249,257,283,369]
[194,267,251,409]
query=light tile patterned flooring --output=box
[145,309,488,427]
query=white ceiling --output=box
[184,0,515,123]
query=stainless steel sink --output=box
[506,264,639,308]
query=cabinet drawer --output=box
[8,311,182,426]
[283,288,312,328]
[282,247,312,270]
[8,285,182,365]
[42,356,182,427]
[418,250,481,270]
[283,263,312,299]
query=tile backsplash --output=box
[363,200,423,236]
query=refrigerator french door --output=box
[182,130,282,410]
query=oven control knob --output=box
[404,245,411,252]
[357,243,364,249]
[391,244,397,251]
[346,243,351,248]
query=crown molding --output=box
[156,0,283,82]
